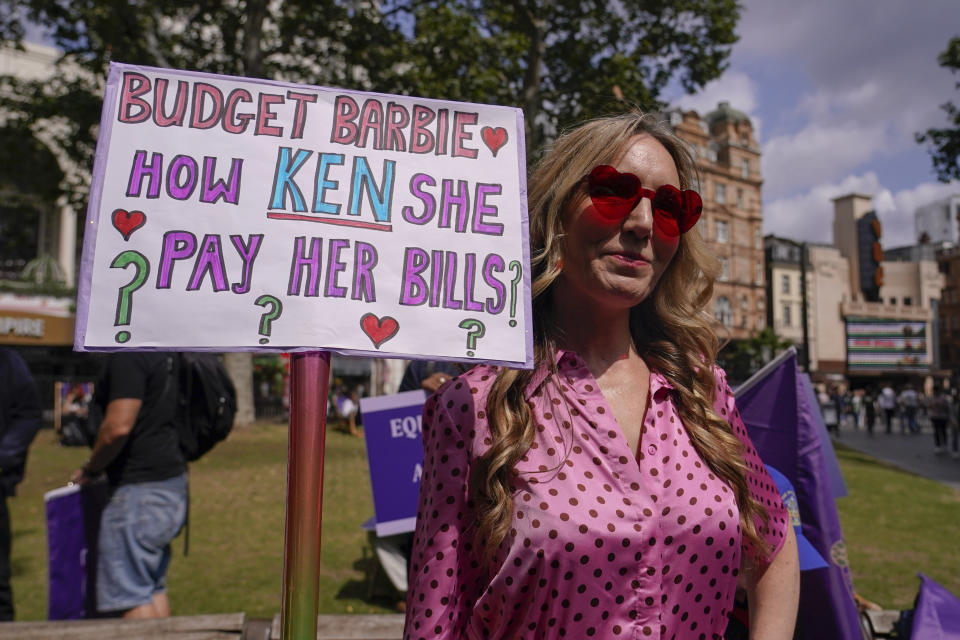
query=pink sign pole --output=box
[281,351,331,640]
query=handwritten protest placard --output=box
[75,63,532,368]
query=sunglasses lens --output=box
[679,190,703,233]
[652,185,683,237]
[588,165,640,221]
[652,185,703,236]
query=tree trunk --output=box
[520,5,547,152]
[224,352,256,427]
[219,0,269,430]
[242,0,268,78]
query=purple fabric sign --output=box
[734,348,861,640]
[912,573,960,638]
[360,390,427,536]
[45,485,86,620]
[798,371,848,499]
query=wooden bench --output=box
[0,612,247,639]
[0,613,406,640]
[269,614,404,639]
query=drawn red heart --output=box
[360,313,399,349]
[481,126,508,157]
[112,208,147,241]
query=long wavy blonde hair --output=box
[470,111,771,563]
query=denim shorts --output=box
[97,473,188,613]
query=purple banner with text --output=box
[359,390,426,536]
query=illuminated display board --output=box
[846,318,929,372]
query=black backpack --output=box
[175,353,237,461]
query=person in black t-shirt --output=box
[71,352,187,618]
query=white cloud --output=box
[728,0,958,196]
[765,173,885,244]
[674,70,762,137]
[765,174,960,248]
[761,123,890,198]
[879,181,960,247]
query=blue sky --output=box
[667,0,960,248]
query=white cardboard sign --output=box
[75,63,533,368]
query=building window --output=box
[741,295,749,310]
[716,183,726,204]
[904,297,912,306]
[757,298,764,310]
[782,274,790,294]
[719,257,729,281]
[737,188,745,209]
[715,296,733,327]
[783,304,792,327]
[716,220,729,243]
[741,132,749,146]
[755,263,763,285]
[741,159,750,179]
[889,297,897,305]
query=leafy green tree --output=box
[2,0,740,202]
[0,1,396,426]
[0,0,395,208]
[717,327,795,386]
[375,0,740,152]
[917,36,960,182]
[1,0,741,419]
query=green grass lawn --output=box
[7,424,960,620]
[10,422,397,621]
[833,444,960,609]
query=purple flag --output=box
[912,573,960,638]
[44,482,107,619]
[45,485,85,620]
[734,348,861,640]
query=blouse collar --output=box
[523,348,675,401]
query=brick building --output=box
[669,102,766,339]
[937,245,960,377]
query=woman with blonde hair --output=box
[404,111,799,639]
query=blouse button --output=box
[647,444,657,455]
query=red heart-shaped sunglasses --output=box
[586,165,703,237]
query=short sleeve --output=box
[105,353,149,402]
[404,388,480,640]
[713,367,790,569]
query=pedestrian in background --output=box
[71,353,187,618]
[928,385,951,454]
[950,389,960,459]
[879,383,897,434]
[864,387,878,436]
[0,348,43,620]
[899,384,920,434]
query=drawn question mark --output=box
[254,294,283,344]
[110,250,150,344]
[458,319,486,357]
[507,260,523,327]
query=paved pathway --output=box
[831,416,960,490]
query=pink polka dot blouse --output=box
[404,350,789,640]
